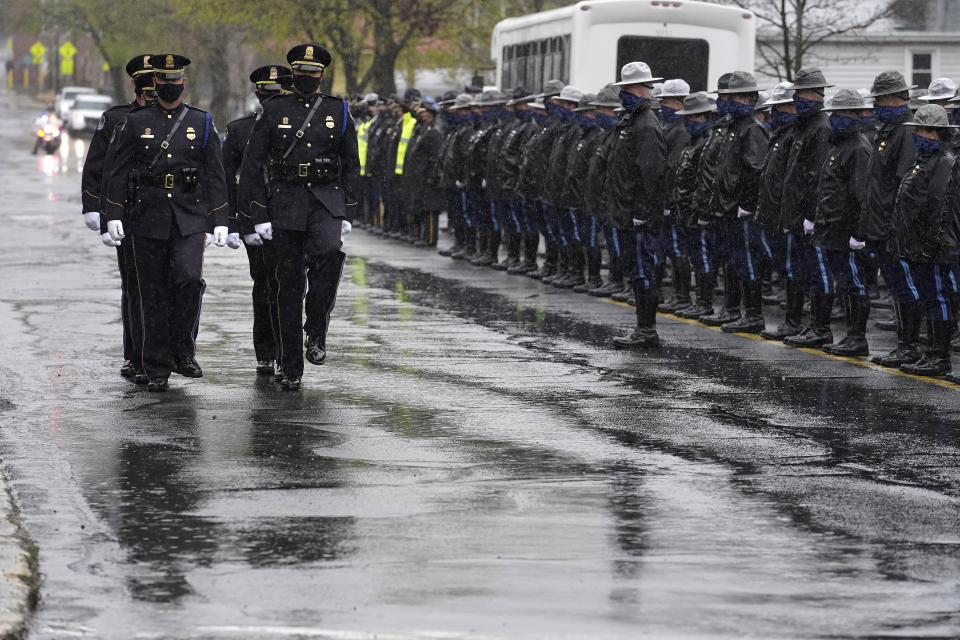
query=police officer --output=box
[81,54,156,382]
[813,89,872,356]
[439,94,476,258]
[656,78,692,312]
[238,44,360,391]
[608,62,667,348]
[103,53,230,392]
[394,88,422,241]
[356,92,380,228]
[404,98,444,246]
[222,64,292,377]
[497,87,539,273]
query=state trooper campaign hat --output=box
[149,53,190,79]
[554,85,584,104]
[534,79,565,99]
[286,44,331,71]
[716,70,759,94]
[449,94,474,110]
[249,65,291,92]
[920,78,957,102]
[613,61,662,87]
[506,86,534,106]
[437,90,458,106]
[125,54,154,78]
[658,78,690,98]
[786,68,834,91]
[592,84,622,108]
[573,93,597,112]
[821,88,866,111]
[858,88,874,109]
[905,103,959,128]
[756,90,771,110]
[763,81,795,106]
[676,91,717,116]
[869,70,916,97]
[473,89,507,107]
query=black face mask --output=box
[156,82,184,103]
[293,74,321,95]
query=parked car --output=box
[54,86,96,117]
[66,94,113,135]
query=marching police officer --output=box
[222,64,292,377]
[238,44,360,391]
[81,54,156,382]
[103,53,230,391]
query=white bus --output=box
[491,0,756,94]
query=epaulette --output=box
[228,112,257,127]
[186,103,209,114]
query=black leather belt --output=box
[138,173,183,189]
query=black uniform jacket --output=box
[518,115,561,201]
[439,122,472,191]
[103,102,229,240]
[606,103,666,230]
[542,118,582,209]
[756,121,798,229]
[891,146,956,263]
[497,116,538,199]
[813,126,871,251]
[694,117,730,222]
[82,100,136,213]
[663,117,690,213]
[463,119,499,191]
[672,124,713,229]
[238,92,360,230]
[863,110,915,243]
[781,110,830,234]
[405,122,445,212]
[585,126,616,226]
[222,111,257,234]
[564,123,604,213]
[484,117,516,200]
[715,111,769,219]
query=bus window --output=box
[616,36,709,92]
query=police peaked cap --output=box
[250,65,292,91]
[287,44,332,70]
[149,53,191,79]
[125,54,155,78]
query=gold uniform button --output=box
[167,193,172,198]
[167,154,172,158]
[307,143,311,147]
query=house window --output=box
[912,52,933,89]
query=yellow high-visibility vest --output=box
[357,119,372,176]
[394,112,416,175]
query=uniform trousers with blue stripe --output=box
[885,259,954,322]
[822,248,869,296]
[615,227,661,290]
[728,218,765,282]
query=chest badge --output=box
[325,115,336,129]
[185,126,196,141]
[282,117,289,124]
[141,127,154,139]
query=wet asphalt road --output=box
[1,89,959,639]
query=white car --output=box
[66,94,114,135]
[55,86,96,118]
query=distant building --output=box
[753,0,960,93]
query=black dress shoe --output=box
[280,376,302,391]
[305,335,326,365]
[147,378,168,392]
[273,370,285,383]
[134,372,149,386]
[612,328,659,348]
[173,355,203,378]
[256,360,275,376]
[120,361,138,379]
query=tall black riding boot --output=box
[827,294,870,356]
[722,280,765,334]
[678,271,715,319]
[560,247,586,288]
[474,228,500,266]
[494,232,521,271]
[469,228,490,264]
[785,294,834,347]
[452,225,475,260]
[510,231,539,274]
[660,259,692,312]
[872,301,923,366]
[545,245,570,285]
[762,278,805,340]
[902,320,953,376]
[576,246,603,293]
[591,250,623,296]
[612,283,659,348]
[528,237,557,280]
[701,266,741,326]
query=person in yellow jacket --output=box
[391,88,421,240]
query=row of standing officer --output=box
[80,44,360,392]
[365,63,960,382]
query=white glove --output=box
[481,178,487,189]
[849,236,866,251]
[83,211,101,231]
[204,233,213,248]
[255,222,273,241]
[100,232,120,247]
[107,220,125,242]
[697,218,710,227]
[737,207,754,219]
[455,180,465,189]
[212,225,228,247]
[226,232,242,249]
[632,218,646,227]
[663,209,671,217]
[803,219,815,235]
[341,220,352,236]
[244,233,263,246]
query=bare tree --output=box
[717,0,896,81]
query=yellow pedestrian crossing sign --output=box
[59,41,77,59]
[29,41,46,64]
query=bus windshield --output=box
[617,36,710,92]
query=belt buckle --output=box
[163,174,175,189]
[298,163,310,178]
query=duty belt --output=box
[269,160,340,182]
[138,173,184,189]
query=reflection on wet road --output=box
[1,90,959,639]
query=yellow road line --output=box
[604,298,960,390]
